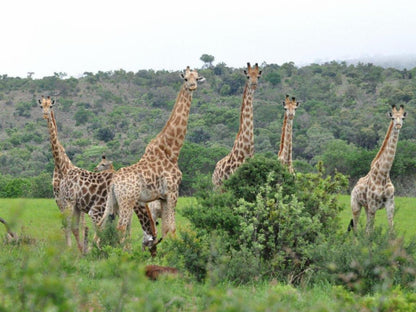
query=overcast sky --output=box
[2,0,416,78]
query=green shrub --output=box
[310,227,416,294]
[181,155,348,284]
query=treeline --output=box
[0,61,415,197]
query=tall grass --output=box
[1,196,416,311]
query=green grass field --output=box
[5,196,415,243]
[1,196,416,311]
[337,195,416,240]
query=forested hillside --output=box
[0,61,415,196]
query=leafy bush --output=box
[181,155,348,284]
[310,227,416,294]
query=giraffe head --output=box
[180,66,205,91]
[38,95,55,119]
[244,62,262,90]
[94,155,114,172]
[389,104,407,130]
[282,95,300,120]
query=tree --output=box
[200,54,215,68]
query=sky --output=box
[2,0,416,78]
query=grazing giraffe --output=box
[212,62,262,188]
[277,95,300,173]
[40,97,157,253]
[98,67,204,240]
[349,104,407,233]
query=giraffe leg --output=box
[61,205,73,247]
[350,195,361,232]
[71,208,84,252]
[79,212,85,246]
[385,196,395,232]
[366,207,376,235]
[117,200,134,246]
[161,192,177,238]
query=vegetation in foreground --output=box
[1,158,416,311]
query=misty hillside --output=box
[0,61,415,196]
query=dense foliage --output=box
[170,156,348,284]
[0,61,415,197]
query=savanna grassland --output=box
[1,192,416,311]
[1,61,416,311]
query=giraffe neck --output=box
[230,84,255,157]
[278,114,293,168]
[371,123,400,177]
[150,84,193,163]
[47,110,74,174]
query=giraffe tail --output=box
[347,219,354,232]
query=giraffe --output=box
[94,155,114,172]
[98,67,204,240]
[39,96,78,246]
[212,63,262,188]
[94,155,162,229]
[40,97,157,253]
[349,104,407,233]
[277,95,300,173]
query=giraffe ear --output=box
[258,70,262,77]
[388,112,393,118]
[403,112,407,118]
[243,70,248,75]
[180,73,185,79]
[197,76,205,83]
[296,101,300,107]
[51,100,55,106]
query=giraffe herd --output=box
[36,63,406,255]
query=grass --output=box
[1,196,416,311]
[0,197,196,246]
[337,194,416,241]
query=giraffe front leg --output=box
[161,193,177,238]
[385,196,395,233]
[117,200,134,248]
[366,207,376,235]
[61,205,72,247]
[71,208,84,252]
[350,196,362,232]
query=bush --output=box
[310,227,416,294]
[181,155,348,284]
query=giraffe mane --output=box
[371,120,393,167]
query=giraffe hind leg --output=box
[350,195,362,232]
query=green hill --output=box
[0,62,415,196]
